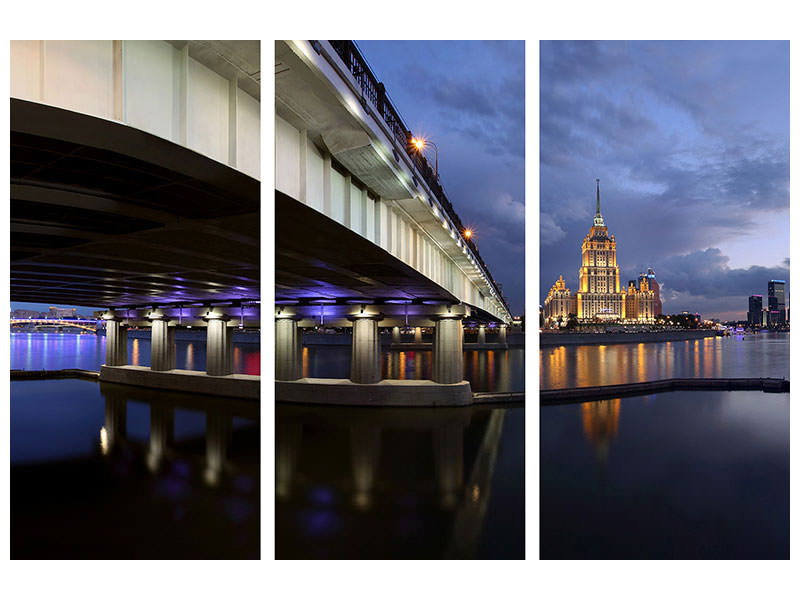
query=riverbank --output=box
[540,329,716,346]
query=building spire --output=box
[593,178,605,227]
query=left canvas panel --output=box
[9,40,261,559]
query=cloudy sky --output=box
[540,41,789,321]
[357,40,525,315]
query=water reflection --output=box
[11,379,259,558]
[540,332,789,389]
[275,404,522,559]
[541,390,789,559]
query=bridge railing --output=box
[327,40,511,315]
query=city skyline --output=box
[540,41,789,321]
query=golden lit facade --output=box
[576,180,626,321]
[545,180,654,325]
[543,275,577,326]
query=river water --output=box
[10,332,260,558]
[277,345,525,559]
[540,333,789,559]
[10,331,260,374]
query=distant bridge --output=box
[10,318,100,333]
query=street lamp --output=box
[410,136,439,180]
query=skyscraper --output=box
[575,180,629,321]
[544,180,654,324]
[767,280,786,325]
[748,295,763,326]
[646,268,662,316]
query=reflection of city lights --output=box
[471,484,480,503]
[204,467,220,487]
[100,427,109,455]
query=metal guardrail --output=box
[327,40,512,316]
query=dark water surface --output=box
[276,404,524,559]
[276,345,525,559]
[540,332,789,389]
[541,390,789,559]
[10,332,260,374]
[11,378,259,558]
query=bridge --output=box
[275,40,513,404]
[10,41,260,397]
[10,318,100,333]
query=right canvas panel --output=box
[539,40,789,559]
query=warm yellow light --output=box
[412,137,425,150]
[464,229,472,239]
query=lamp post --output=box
[410,137,439,180]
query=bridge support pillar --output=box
[497,324,507,345]
[149,312,175,371]
[205,310,233,376]
[103,315,128,366]
[477,324,486,344]
[392,326,401,344]
[348,309,383,384]
[432,313,465,384]
[276,308,302,381]
[414,326,422,343]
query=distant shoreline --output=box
[540,330,717,347]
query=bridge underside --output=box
[11,99,259,308]
[276,191,499,323]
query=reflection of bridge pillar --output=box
[149,312,175,371]
[414,326,422,343]
[392,326,401,343]
[434,423,464,509]
[477,324,486,344]
[348,310,383,384]
[102,395,126,454]
[497,324,507,344]
[147,404,174,472]
[432,314,465,384]
[205,413,232,486]
[276,422,302,500]
[350,426,381,509]
[205,310,233,376]
[103,316,128,366]
[275,309,302,381]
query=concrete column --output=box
[432,315,465,384]
[149,317,175,371]
[104,319,128,366]
[477,324,486,344]
[392,326,401,344]
[349,314,383,384]
[414,326,422,343]
[205,313,233,376]
[275,316,302,381]
[498,324,507,344]
[147,404,174,472]
[204,413,232,486]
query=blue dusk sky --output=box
[540,41,789,321]
[357,40,525,315]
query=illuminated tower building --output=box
[748,295,763,326]
[646,268,662,316]
[576,180,626,321]
[543,275,577,326]
[767,280,786,325]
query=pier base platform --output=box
[276,378,473,407]
[100,365,259,400]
